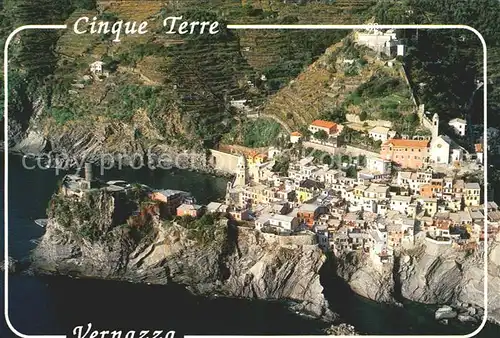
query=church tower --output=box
[234,154,247,187]
[432,113,439,139]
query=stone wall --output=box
[344,145,380,158]
[260,232,318,246]
[345,114,393,128]
[302,141,339,155]
[209,149,240,174]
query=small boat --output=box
[34,219,48,228]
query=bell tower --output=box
[432,113,439,139]
[234,154,247,187]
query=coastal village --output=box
[59,28,498,266]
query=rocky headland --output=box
[31,186,334,321]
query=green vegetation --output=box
[374,0,500,125]
[339,128,382,152]
[319,107,346,124]
[306,148,335,166]
[272,155,290,176]
[50,107,79,125]
[2,0,499,155]
[175,213,227,246]
[345,166,358,178]
[313,130,329,142]
[242,119,282,148]
[48,190,110,242]
[355,75,404,98]
[343,70,414,128]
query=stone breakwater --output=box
[31,188,334,321]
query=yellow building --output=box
[297,187,314,203]
[246,152,268,166]
[421,198,438,217]
[464,182,481,206]
[241,184,279,207]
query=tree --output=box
[359,111,368,121]
[314,130,329,142]
[299,126,312,139]
[358,155,366,167]
[346,166,357,178]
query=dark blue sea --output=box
[1,155,499,336]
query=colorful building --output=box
[150,189,189,217]
[380,139,430,169]
[297,204,321,228]
[176,204,204,218]
[290,131,302,144]
[420,179,443,198]
[308,120,338,135]
[464,182,481,206]
[246,151,268,166]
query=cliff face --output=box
[333,240,500,324]
[398,240,500,324]
[32,188,334,320]
[334,251,396,303]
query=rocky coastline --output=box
[12,124,499,331]
[6,115,232,178]
[332,238,500,326]
[30,187,335,322]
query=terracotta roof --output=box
[290,131,302,136]
[475,143,483,152]
[383,139,429,148]
[311,120,337,129]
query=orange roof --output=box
[291,131,302,136]
[311,120,337,129]
[383,139,429,148]
[475,143,483,152]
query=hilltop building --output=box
[309,119,338,136]
[354,28,405,57]
[90,61,104,75]
[449,118,467,137]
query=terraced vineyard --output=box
[2,0,381,149]
[260,37,416,131]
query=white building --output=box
[430,135,451,164]
[369,126,391,142]
[90,61,104,74]
[451,148,464,163]
[397,44,405,56]
[255,213,272,231]
[390,195,412,215]
[290,131,302,144]
[354,28,400,56]
[315,225,330,252]
[367,156,391,175]
[206,202,227,213]
[365,184,389,199]
[269,214,299,232]
[448,118,467,136]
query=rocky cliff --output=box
[333,239,500,325]
[334,251,396,304]
[399,240,500,324]
[31,188,334,320]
